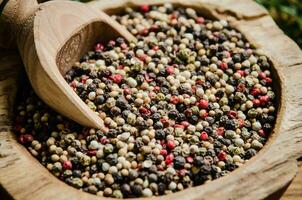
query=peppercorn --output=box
[174,156,186,169]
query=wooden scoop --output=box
[1,0,136,129]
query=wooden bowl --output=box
[1,0,302,199]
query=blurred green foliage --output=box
[73,0,302,48]
[255,0,302,48]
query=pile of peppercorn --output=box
[14,4,277,198]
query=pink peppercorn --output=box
[220,62,228,70]
[108,40,116,46]
[196,17,205,24]
[216,127,225,136]
[167,140,175,149]
[100,138,109,144]
[218,151,227,161]
[200,132,208,141]
[251,88,261,96]
[228,110,237,119]
[166,66,174,74]
[181,121,190,128]
[259,95,269,105]
[63,160,73,170]
[18,135,26,144]
[258,72,266,79]
[259,129,267,137]
[237,70,245,76]
[120,43,128,50]
[160,149,168,156]
[94,43,104,51]
[88,150,97,156]
[140,4,150,13]
[198,99,209,109]
[174,124,185,129]
[24,134,33,143]
[265,77,272,84]
[238,119,245,127]
[170,96,179,104]
[139,107,151,116]
[117,65,125,70]
[252,99,260,107]
[186,156,193,163]
[165,154,174,165]
[111,74,123,84]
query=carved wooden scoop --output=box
[1,0,136,128]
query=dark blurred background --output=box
[255,0,302,48]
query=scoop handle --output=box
[0,0,38,49]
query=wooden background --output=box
[0,0,301,199]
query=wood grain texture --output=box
[0,0,302,200]
[281,166,302,200]
[1,0,136,129]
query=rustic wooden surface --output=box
[0,0,135,129]
[0,0,302,200]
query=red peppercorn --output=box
[81,75,89,84]
[181,121,190,128]
[218,151,227,161]
[265,77,272,84]
[252,99,260,107]
[70,80,78,88]
[259,95,269,105]
[216,127,225,136]
[166,66,174,74]
[201,111,209,118]
[186,156,193,163]
[150,25,158,32]
[160,149,168,156]
[259,129,267,137]
[24,134,33,143]
[178,169,187,176]
[251,88,261,96]
[170,96,179,104]
[228,110,237,119]
[238,118,245,127]
[140,4,150,12]
[236,83,245,92]
[152,46,159,51]
[18,135,26,144]
[165,154,174,165]
[153,86,160,92]
[174,124,185,129]
[198,99,209,109]
[108,40,116,46]
[63,160,73,170]
[123,88,131,95]
[120,43,128,50]
[100,138,109,144]
[140,28,149,36]
[167,140,175,149]
[118,65,125,70]
[139,107,151,116]
[88,150,97,156]
[144,73,153,82]
[258,72,266,79]
[138,54,147,62]
[200,132,208,141]
[196,17,205,24]
[237,70,245,76]
[224,51,231,58]
[94,43,104,51]
[220,62,228,70]
[111,74,123,84]
[161,118,170,127]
